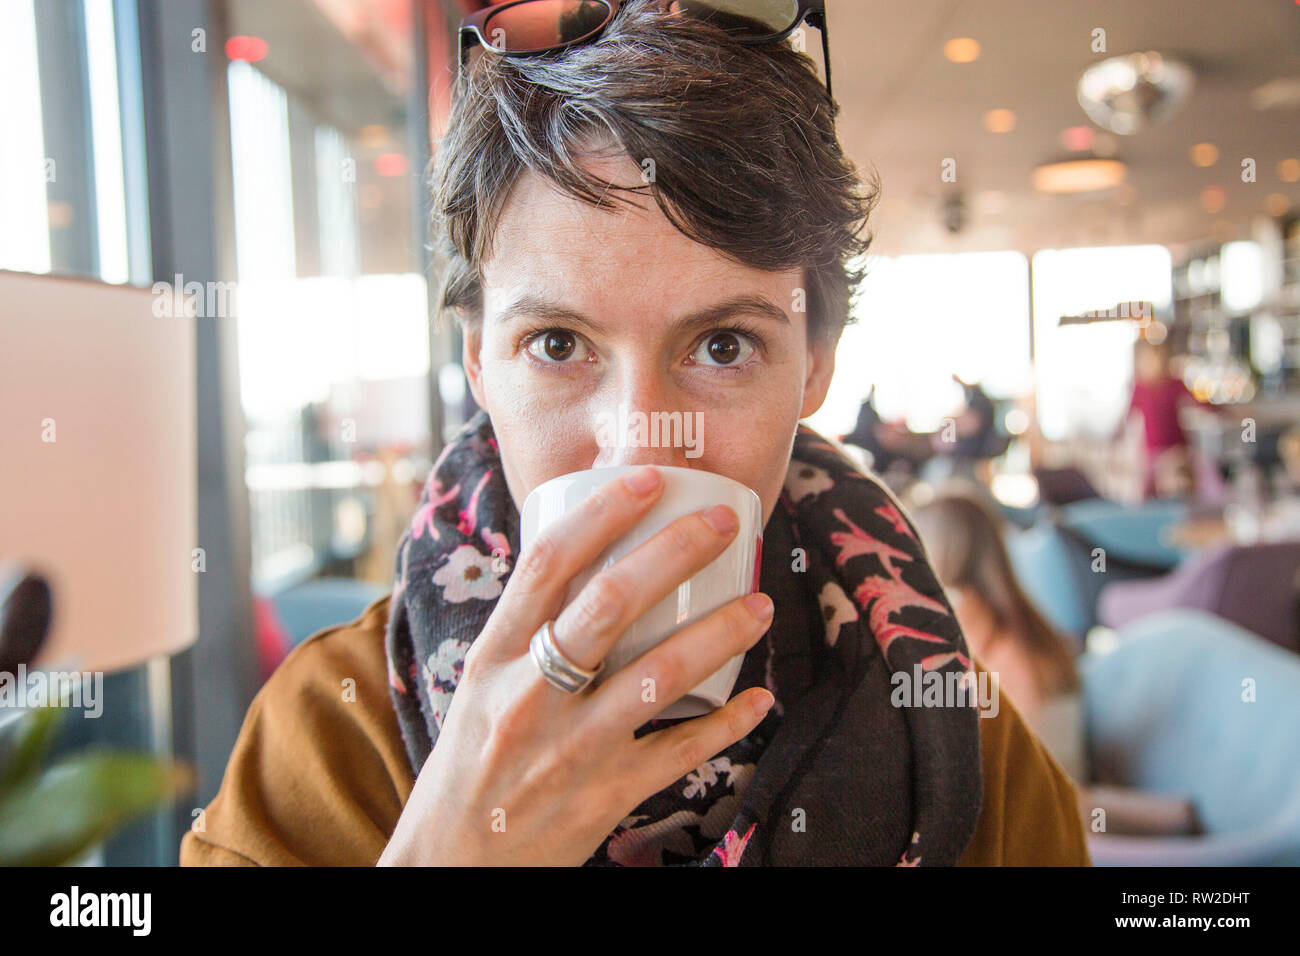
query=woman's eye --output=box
[526,329,588,363]
[691,331,756,368]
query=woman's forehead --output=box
[482,165,803,321]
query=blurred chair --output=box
[1097,541,1300,654]
[1082,609,1300,865]
[1032,466,1101,507]
[1007,498,1186,641]
[1057,497,1188,571]
[270,578,389,649]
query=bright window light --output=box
[0,0,51,275]
[1031,245,1173,441]
[1220,240,1264,314]
[84,0,129,284]
[807,251,1031,437]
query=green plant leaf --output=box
[0,706,66,796]
[0,752,193,866]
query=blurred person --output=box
[914,488,1207,838]
[182,0,1088,867]
[1126,337,1203,499]
[912,490,1086,783]
[841,386,932,476]
[943,374,997,460]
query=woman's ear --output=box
[460,318,487,410]
[800,333,836,420]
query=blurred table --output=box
[1165,497,1300,550]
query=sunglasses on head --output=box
[458,0,832,101]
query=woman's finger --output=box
[622,686,774,802]
[583,591,773,738]
[546,503,740,671]
[476,466,665,661]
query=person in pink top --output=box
[1127,337,1203,498]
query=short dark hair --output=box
[430,0,878,350]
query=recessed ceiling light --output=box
[1077,52,1193,135]
[1279,158,1300,182]
[1061,126,1095,151]
[1032,158,1127,193]
[1252,77,1300,111]
[1267,193,1291,216]
[984,108,1016,133]
[1201,186,1227,213]
[944,38,980,63]
[360,125,390,149]
[1190,143,1219,167]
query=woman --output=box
[913,490,1087,784]
[182,1,1087,866]
[1128,337,1200,499]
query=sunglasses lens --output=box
[483,0,614,53]
[669,0,801,37]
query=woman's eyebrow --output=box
[494,293,790,336]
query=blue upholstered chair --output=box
[1081,610,1300,866]
[1007,498,1190,641]
[270,577,389,648]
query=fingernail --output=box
[622,466,662,496]
[701,504,738,535]
[745,592,774,621]
[752,690,775,718]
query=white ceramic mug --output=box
[520,465,763,719]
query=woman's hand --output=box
[377,465,775,866]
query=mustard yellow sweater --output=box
[180,597,1091,866]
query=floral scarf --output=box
[385,409,983,866]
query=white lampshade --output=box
[0,271,197,673]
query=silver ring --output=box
[529,618,604,694]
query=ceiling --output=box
[823,0,1300,257]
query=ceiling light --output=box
[944,38,980,63]
[1200,186,1227,213]
[984,109,1016,133]
[1061,126,1095,151]
[1251,77,1300,110]
[1032,158,1127,194]
[1267,193,1291,216]
[1077,52,1193,135]
[359,125,390,149]
[1190,143,1219,167]
[1279,158,1300,182]
[225,36,269,63]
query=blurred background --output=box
[1,0,1298,865]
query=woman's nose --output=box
[588,378,704,469]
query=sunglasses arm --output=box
[807,8,832,103]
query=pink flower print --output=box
[682,757,749,800]
[712,822,757,867]
[420,440,458,499]
[784,460,834,503]
[874,503,913,539]
[897,831,922,866]
[457,468,492,537]
[481,527,510,562]
[386,654,407,695]
[411,479,462,541]
[423,639,472,731]
[433,544,506,602]
[830,508,911,577]
[918,649,974,672]
[818,580,858,647]
[854,574,951,660]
